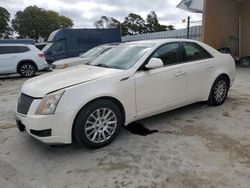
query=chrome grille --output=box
[17,93,34,115]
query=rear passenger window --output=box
[0,46,30,54]
[16,46,30,53]
[151,43,180,66]
[182,42,212,61]
[0,47,5,54]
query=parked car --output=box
[0,44,48,77]
[16,39,235,148]
[42,28,121,63]
[52,44,120,69]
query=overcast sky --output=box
[1,0,202,29]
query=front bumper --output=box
[16,111,74,144]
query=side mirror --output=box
[145,58,164,69]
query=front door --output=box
[135,42,187,117]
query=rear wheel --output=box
[18,62,36,77]
[73,99,122,149]
[208,76,229,106]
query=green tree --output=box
[0,7,12,38]
[94,11,175,36]
[146,11,175,32]
[94,16,128,36]
[166,25,175,31]
[59,15,73,28]
[123,13,146,35]
[94,16,120,29]
[12,6,73,41]
[45,11,73,39]
[146,11,165,32]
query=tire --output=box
[73,99,122,149]
[208,76,229,106]
[18,62,36,77]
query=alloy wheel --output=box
[20,64,35,77]
[85,108,117,143]
[214,80,227,103]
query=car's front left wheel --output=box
[73,99,122,149]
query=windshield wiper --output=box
[95,63,110,68]
[91,63,123,70]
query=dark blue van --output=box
[42,28,121,63]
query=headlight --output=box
[54,64,69,69]
[36,90,65,115]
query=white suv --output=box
[0,44,49,77]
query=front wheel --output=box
[208,76,229,106]
[73,99,122,149]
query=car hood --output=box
[53,57,92,67]
[21,65,123,98]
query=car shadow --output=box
[0,72,46,81]
[0,74,23,80]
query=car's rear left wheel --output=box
[18,62,36,77]
[73,99,122,149]
[208,76,229,106]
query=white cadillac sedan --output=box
[16,39,236,148]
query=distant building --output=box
[178,0,250,58]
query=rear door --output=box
[181,42,215,99]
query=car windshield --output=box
[80,47,105,58]
[42,42,53,52]
[90,44,154,70]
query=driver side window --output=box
[151,43,180,66]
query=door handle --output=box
[205,64,213,69]
[175,71,186,77]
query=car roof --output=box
[99,43,120,47]
[123,38,200,45]
[0,43,33,46]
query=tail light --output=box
[38,53,45,58]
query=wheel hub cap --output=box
[21,64,34,77]
[214,80,227,103]
[85,108,117,143]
